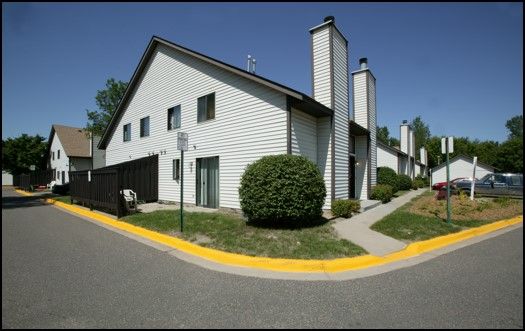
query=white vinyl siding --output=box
[332,29,349,199]
[352,73,367,126]
[311,26,332,108]
[69,157,92,172]
[431,157,494,184]
[377,145,399,174]
[2,171,13,186]
[48,132,70,183]
[317,116,332,209]
[105,44,287,209]
[367,73,377,187]
[291,108,318,164]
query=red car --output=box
[432,177,473,190]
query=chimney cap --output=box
[359,58,368,65]
[402,120,408,124]
[324,16,335,23]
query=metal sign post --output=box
[441,136,454,224]
[177,132,188,232]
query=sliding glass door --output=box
[196,156,219,208]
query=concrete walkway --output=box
[333,189,429,256]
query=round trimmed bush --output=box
[397,174,413,191]
[377,167,399,193]
[331,199,361,218]
[239,154,326,223]
[370,184,394,203]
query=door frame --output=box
[195,156,219,208]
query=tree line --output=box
[377,115,523,173]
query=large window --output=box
[52,152,55,160]
[57,150,60,159]
[173,159,180,180]
[197,93,215,123]
[123,123,131,142]
[140,117,150,137]
[168,105,181,130]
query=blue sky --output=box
[2,2,523,143]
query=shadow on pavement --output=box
[1,195,49,210]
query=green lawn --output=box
[371,191,522,242]
[122,210,367,259]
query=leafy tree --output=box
[377,126,390,145]
[411,116,431,153]
[86,78,128,137]
[388,137,400,147]
[495,137,523,173]
[505,115,523,140]
[2,134,47,175]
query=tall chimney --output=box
[352,57,377,199]
[310,16,349,203]
[400,121,412,177]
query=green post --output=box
[446,138,451,224]
[180,150,184,232]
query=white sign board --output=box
[441,136,454,154]
[177,132,188,151]
[470,157,477,200]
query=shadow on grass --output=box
[246,216,329,230]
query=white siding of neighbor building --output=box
[70,157,92,172]
[49,132,70,183]
[291,108,318,164]
[2,171,13,185]
[377,145,399,174]
[105,44,288,209]
[312,25,332,108]
[399,156,408,176]
[431,157,494,184]
[92,135,106,169]
[332,28,349,199]
[367,73,377,187]
[355,135,368,199]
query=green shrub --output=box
[494,196,511,207]
[413,179,425,189]
[397,174,413,191]
[377,167,399,193]
[331,199,361,218]
[239,154,326,223]
[415,175,429,186]
[371,184,394,203]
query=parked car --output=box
[455,173,523,198]
[432,177,474,191]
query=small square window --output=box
[140,117,150,137]
[123,123,131,142]
[197,93,215,123]
[173,159,180,180]
[168,105,181,130]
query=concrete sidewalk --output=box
[333,189,429,256]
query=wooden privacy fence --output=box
[103,154,159,203]
[14,170,53,190]
[69,154,158,218]
[70,169,123,218]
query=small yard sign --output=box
[177,132,188,151]
[29,165,35,171]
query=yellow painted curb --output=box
[14,189,33,196]
[16,190,524,274]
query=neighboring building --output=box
[377,123,428,179]
[47,124,106,184]
[2,170,13,186]
[431,154,496,184]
